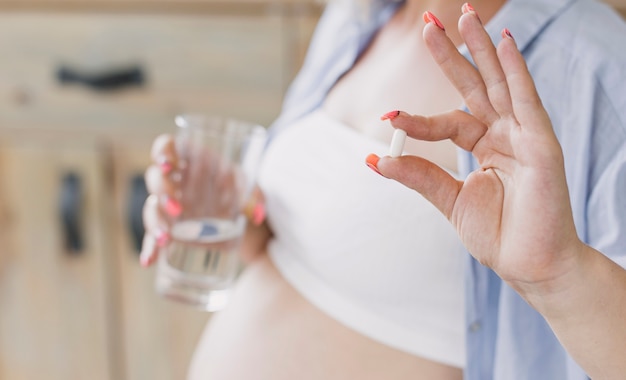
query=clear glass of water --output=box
[155,114,267,312]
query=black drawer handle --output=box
[127,174,148,254]
[56,64,145,91]
[60,172,83,255]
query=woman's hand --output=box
[140,134,179,267]
[369,9,584,296]
[140,134,270,267]
[371,10,626,377]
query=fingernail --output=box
[461,2,474,13]
[380,110,400,121]
[164,196,182,217]
[140,246,157,267]
[244,193,266,226]
[158,157,174,175]
[462,3,481,23]
[155,230,171,247]
[366,154,383,176]
[156,155,174,174]
[423,11,445,31]
[252,203,266,226]
[501,28,515,41]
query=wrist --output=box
[509,240,591,318]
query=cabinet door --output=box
[0,136,117,380]
[108,137,210,380]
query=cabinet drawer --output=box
[0,9,318,136]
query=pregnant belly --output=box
[187,254,462,380]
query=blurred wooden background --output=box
[0,1,321,379]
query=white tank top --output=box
[257,110,466,367]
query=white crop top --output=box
[257,110,466,368]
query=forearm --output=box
[519,245,626,379]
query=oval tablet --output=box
[389,129,407,158]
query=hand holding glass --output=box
[155,114,267,311]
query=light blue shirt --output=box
[270,0,626,379]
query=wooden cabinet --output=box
[107,137,215,380]
[605,0,626,16]
[0,135,113,380]
[0,2,321,379]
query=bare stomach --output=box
[187,254,463,380]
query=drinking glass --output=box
[155,114,266,311]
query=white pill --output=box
[389,129,407,158]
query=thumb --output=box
[368,154,461,220]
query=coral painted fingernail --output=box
[140,247,157,267]
[461,2,475,13]
[252,203,266,226]
[501,28,514,40]
[366,154,382,176]
[244,193,266,226]
[156,154,175,174]
[462,3,481,23]
[158,157,174,175]
[423,11,445,31]
[380,110,401,121]
[164,196,182,217]
[155,230,171,247]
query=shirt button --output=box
[469,321,482,332]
